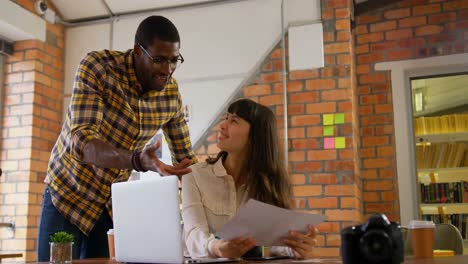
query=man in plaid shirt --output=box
[38,15,197,261]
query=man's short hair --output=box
[135,15,180,47]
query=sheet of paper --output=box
[323,114,334,125]
[215,199,326,246]
[323,126,334,136]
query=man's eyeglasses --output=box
[138,43,184,69]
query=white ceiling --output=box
[50,0,227,21]
[412,74,468,116]
[49,0,370,22]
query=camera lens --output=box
[360,229,392,263]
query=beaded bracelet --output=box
[131,150,147,172]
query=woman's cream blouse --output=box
[181,159,292,258]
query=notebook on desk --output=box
[111,176,240,264]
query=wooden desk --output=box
[28,255,468,264]
[0,253,22,263]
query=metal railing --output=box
[0,222,14,229]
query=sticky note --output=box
[324,137,334,149]
[323,126,334,136]
[323,114,334,125]
[335,137,346,149]
[334,113,345,124]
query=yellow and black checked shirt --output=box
[45,49,196,235]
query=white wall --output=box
[63,23,111,119]
[0,0,46,41]
[63,0,322,143]
[64,23,112,96]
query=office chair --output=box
[434,223,464,255]
[401,223,464,255]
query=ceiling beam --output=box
[354,0,405,16]
[57,0,247,26]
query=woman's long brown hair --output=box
[207,99,292,209]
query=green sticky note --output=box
[335,137,346,149]
[323,126,334,136]
[323,114,334,125]
[334,113,345,124]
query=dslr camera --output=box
[341,214,404,264]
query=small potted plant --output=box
[50,231,74,264]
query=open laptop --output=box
[112,176,240,264]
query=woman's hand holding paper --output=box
[213,236,256,259]
[281,224,318,259]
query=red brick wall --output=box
[195,0,361,257]
[1,0,466,260]
[355,0,468,221]
[1,0,64,261]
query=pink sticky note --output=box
[324,137,335,149]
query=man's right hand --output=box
[213,237,256,258]
[140,141,193,177]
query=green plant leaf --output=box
[50,231,74,243]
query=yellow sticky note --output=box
[323,126,334,136]
[323,114,334,125]
[334,113,345,124]
[433,249,454,257]
[335,137,346,149]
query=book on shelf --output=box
[414,114,468,135]
[465,149,468,168]
[416,143,468,169]
[435,143,448,168]
[420,181,468,204]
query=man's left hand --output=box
[140,141,193,177]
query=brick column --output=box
[195,0,361,257]
[1,1,64,261]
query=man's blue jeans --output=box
[37,187,113,261]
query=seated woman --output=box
[182,98,318,259]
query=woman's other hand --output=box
[281,224,318,259]
[213,237,256,258]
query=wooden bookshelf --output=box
[418,167,468,184]
[415,118,468,244]
[413,91,468,251]
[416,132,468,144]
[420,203,468,215]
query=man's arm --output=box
[162,89,197,164]
[69,52,133,170]
[82,139,133,169]
[138,84,195,176]
[83,136,193,174]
